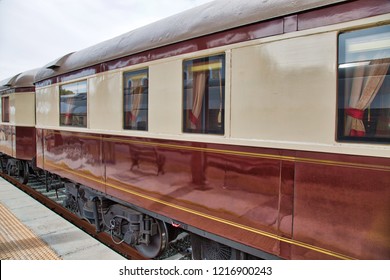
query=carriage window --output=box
[123,69,148,131]
[183,54,225,134]
[60,81,87,127]
[2,96,9,123]
[338,25,390,143]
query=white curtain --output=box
[64,97,74,125]
[345,58,390,136]
[130,78,143,128]
[190,71,206,129]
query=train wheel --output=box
[191,234,232,260]
[135,219,168,258]
[7,160,29,184]
[0,156,6,173]
[63,195,80,216]
[16,160,29,184]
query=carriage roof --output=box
[0,68,39,93]
[35,0,348,82]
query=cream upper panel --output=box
[36,86,59,127]
[88,61,184,135]
[8,93,34,126]
[14,93,35,126]
[8,94,15,124]
[89,72,122,131]
[149,60,182,135]
[231,32,337,145]
[34,15,390,158]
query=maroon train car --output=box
[0,69,37,182]
[32,0,389,259]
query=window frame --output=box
[337,25,390,144]
[123,68,149,131]
[59,80,88,128]
[1,96,10,123]
[182,53,226,135]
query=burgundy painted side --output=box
[298,0,390,31]
[0,124,14,157]
[0,87,36,95]
[293,151,390,260]
[38,129,390,259]
[278,156,295,259]
[0,125,35,161]
[36,128,44,169]
[15,126,36,161]
[41,129,105,192]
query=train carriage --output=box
[31,0,390,259]
[0,69,38,183]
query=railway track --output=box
[0,171,191,260]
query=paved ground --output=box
[0,177,126,260]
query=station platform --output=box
[0,177,126,260]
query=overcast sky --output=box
[0,0,213,81]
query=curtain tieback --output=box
[349,129,365,137]
[346,108,364,120]
[189,111,199,127]
[129,112,136,121]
